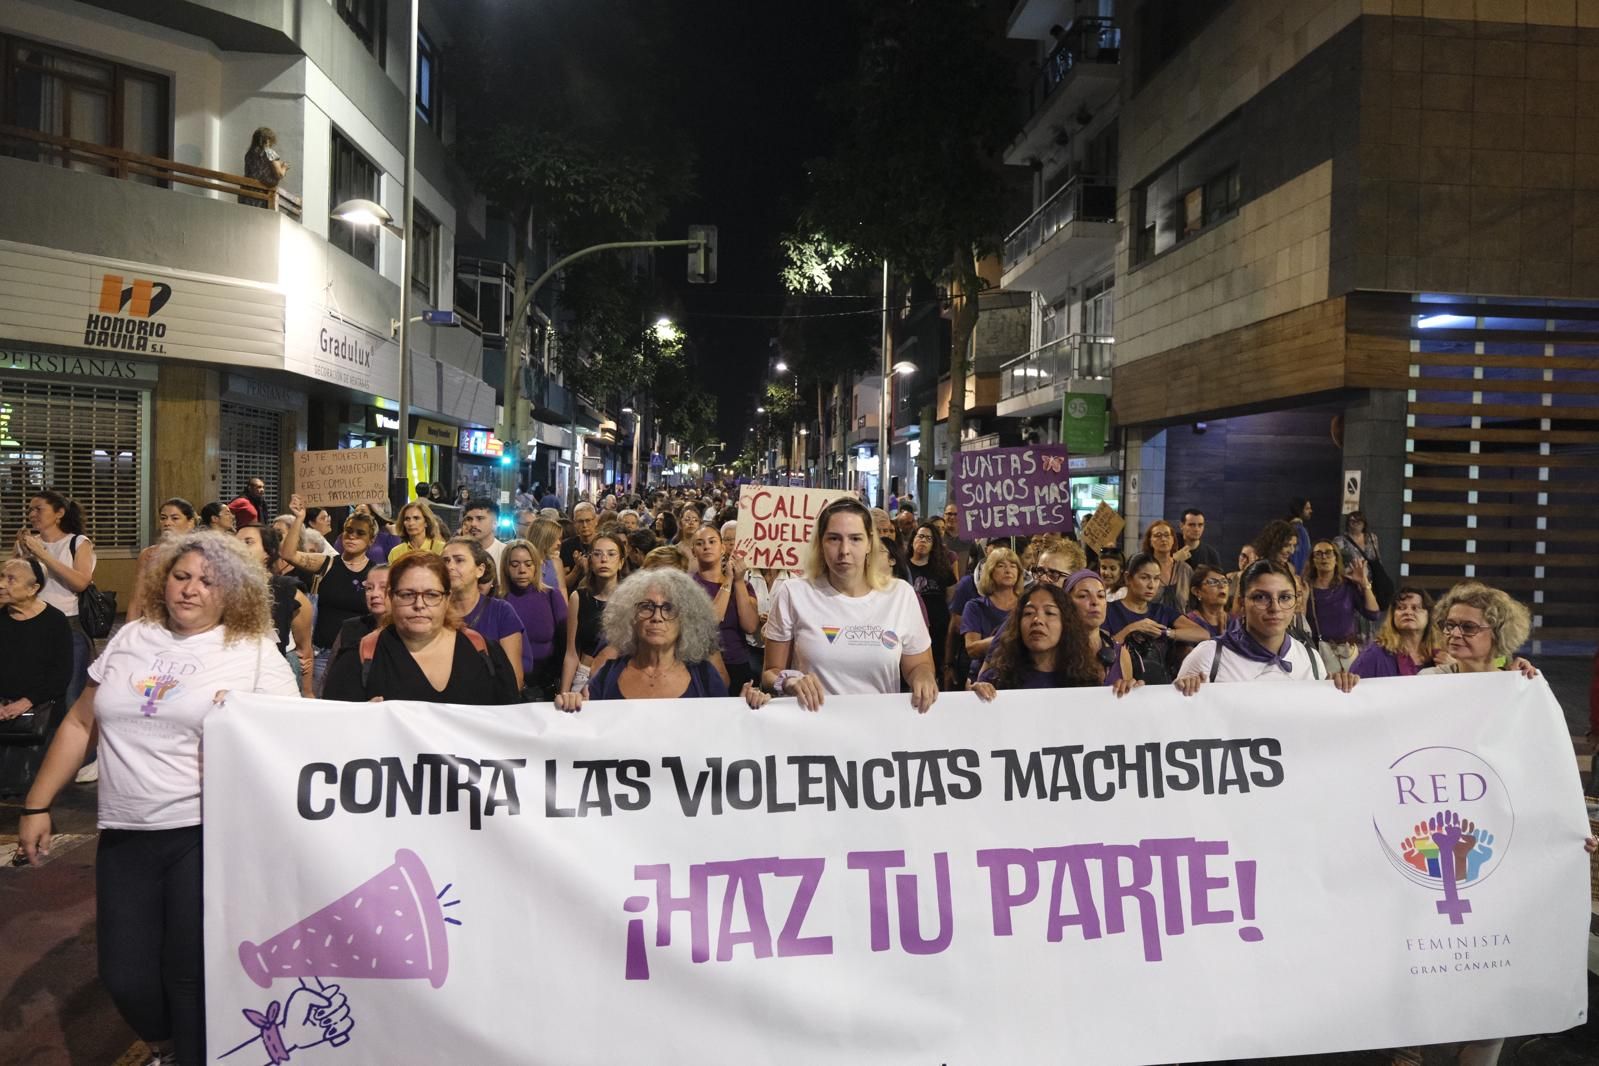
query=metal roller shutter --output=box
[219,401,282,518]
[0,378,147,551]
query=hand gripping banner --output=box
[204,675,1591,1064]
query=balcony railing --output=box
[0,124,303,220]
[1025,17,1121,119]
[999,333,1113,401]
[1003,175,1117,271]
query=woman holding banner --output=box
[970,583,1142,699]
[1175,561,1360,693]
[17,530,301,1066]
[760,497,938,713]
[1420,581,1538,679]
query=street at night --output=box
[3,1,1599,1064]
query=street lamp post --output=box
[621,406,640,494]
[882,358,916,507]
[332,0,419,511]
[877,258,891,509]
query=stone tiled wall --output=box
[1353,3,1599,296]
[1116,163,1334,364]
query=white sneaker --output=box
[74,760,99,783]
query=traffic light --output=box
[687,225,717,284]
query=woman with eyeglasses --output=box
[441,538,525,693]
[1350,586,1437,678]
[762,498,937,712]
[906,521,956,684]
[322,553,519,704]
[554,569,771,710]
[386,499,449,565]
[1175,560,1359,694]
[970,583,1142,701]
[281,494,378,689]
[126,498,196,624]
[1303,539,1382,674]
[1140,519,1193,615]
[1419,582,1539,679]
[560,533,627,695]
[1184,564,1232,639]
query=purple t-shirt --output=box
[976,664,1062,689]
[1309,581,1382,643]
[1350,643,1422,679]
[692,572,752,666]
[462,595,525,646]
[503,583,568,673]
[1105,600,1179,638]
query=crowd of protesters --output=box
[6,475,1596,1066]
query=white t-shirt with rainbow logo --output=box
[764,577,931,697]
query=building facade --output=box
[1111,0,1599,652]
[0,0,510,600]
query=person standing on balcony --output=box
[241,127,289,208]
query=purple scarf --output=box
[1217,616,1295,674]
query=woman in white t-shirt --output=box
[15,490,96,713]
[18,530,302,1066]
[761,497,938,712]
[1175,560,1359,695]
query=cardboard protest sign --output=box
[732,484,850,572]
[949,444,1072,539]
[1080,501,1125,551]
[293,447,390,507]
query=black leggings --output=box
[97,827,206,1065]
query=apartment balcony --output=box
[1000,176,1118,294]
[1004,17,1121,167]
[996,333,1113,419]
[524,367,574,424]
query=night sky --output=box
[654,0,860,453]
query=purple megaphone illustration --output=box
[238,849,454,989]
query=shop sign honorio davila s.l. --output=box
[83,273,171,353]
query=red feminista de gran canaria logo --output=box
[84,273,172,353]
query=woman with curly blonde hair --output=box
[16,530,298,1065]
[1421,582,1537,678]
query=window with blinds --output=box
[219,402,282,518]
[0,378,146,551]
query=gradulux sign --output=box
[205,676,1589,1065]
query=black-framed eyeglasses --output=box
[1200,578,1230,589]
[1031,567,1069,584]
[1439,620,1488,638]
[635,601,678,620]
[391,589,445,606]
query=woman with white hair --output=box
[761,497,937,712]
[554,568,770,709]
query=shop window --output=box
[219,402,281,517]
[0,378,147,551]
[330,130,380,269]
[1133,114,1241,263]
[1,34,170,174]
[336,0,386,66]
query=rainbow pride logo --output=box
[821,626,841,644]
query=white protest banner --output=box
[205,676,1590,1065]
[950,444,1073,538]
[732,483,848,572]
[293,447,390,508]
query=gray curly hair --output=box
[135,530,273,642]
[1432,581,1531,662]
[599,568,721,663]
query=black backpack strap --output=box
[1306,641,1323,680]
[1209,642,1224,683]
